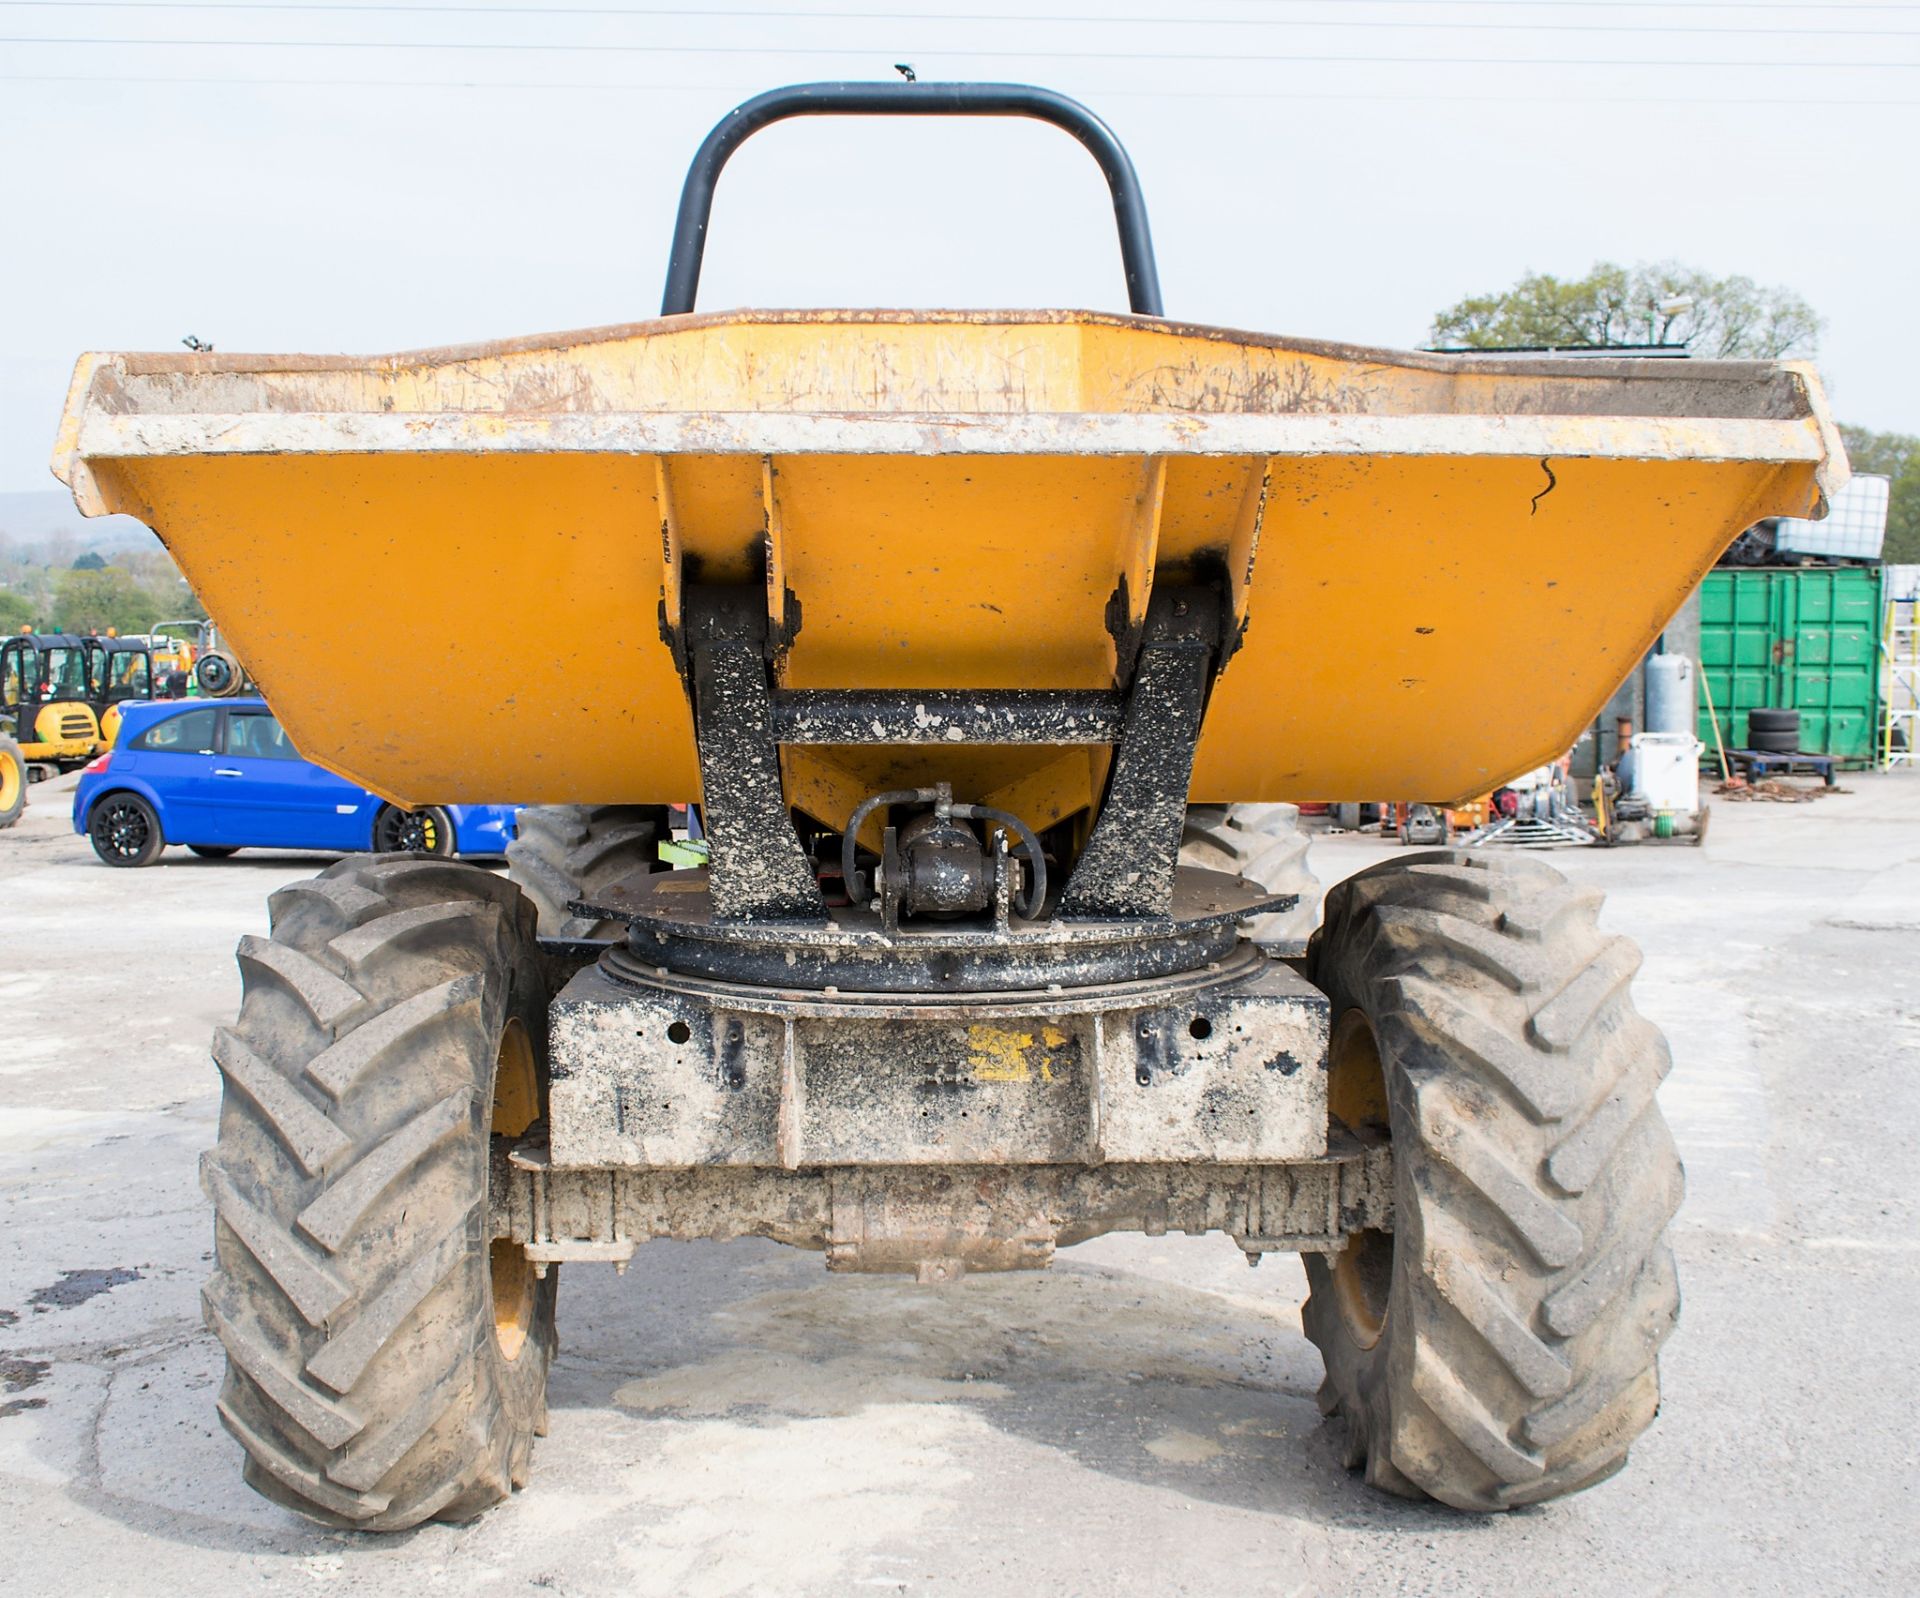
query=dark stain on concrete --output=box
[27,1267,143,1311]
[1,1353,51,1417]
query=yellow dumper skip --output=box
[52,307,1844,816]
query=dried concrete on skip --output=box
[2,771,1917,1595]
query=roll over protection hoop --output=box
[661,80,1165,318]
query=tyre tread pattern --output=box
[506,804,668,938]
[1179,802,1322,951]
[1302,849,1682,1511]
[203,856,554,1530]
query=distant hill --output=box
[0,490,158,553]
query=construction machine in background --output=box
[0,733,22,829]
[142,617,250,698]
[2,632,104,778]
[54,82,1845,1529]
[149,619,205,689]
[83,632,157,748]
[191,640,250,698]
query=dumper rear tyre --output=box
[1301,850,1682,1511]
[1180,803,1321,952]
[0,735,24,829]
[201,855,557,1530]
[507,803,668,938]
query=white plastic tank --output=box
[1774,472,1890,561]
[1645,653,1696,738]
[1630,732,1702,814]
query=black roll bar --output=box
[660,81,1165,318]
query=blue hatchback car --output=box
[74,698,519,867]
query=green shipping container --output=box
[1697,567,1883,765]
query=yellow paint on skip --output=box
[967,1023,1062,1084]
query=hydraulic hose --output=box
[840,788,937,904]
[948,802,1048,920]
[839,788,1048,919]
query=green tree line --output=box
[0,535,206,635]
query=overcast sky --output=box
[3,0,1915,494]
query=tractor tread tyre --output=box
[202,855,556,1531]
[0,734,24,829]
[1180,803,1321,952]
[507,804,668,939]
[1302,850,1682,1512]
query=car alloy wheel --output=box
[374,805,452,856]
[91,795,162,866]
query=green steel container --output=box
[1697,566,1884,765]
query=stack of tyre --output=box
[1746,707,1800,755]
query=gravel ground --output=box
[3,770,1916,1596]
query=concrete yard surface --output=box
[2,771,1917,1595]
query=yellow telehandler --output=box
[54,82,1843,1529]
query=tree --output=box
[70,550,107,571]
[1839,425,1920,564]
[1430,262,1822,359]
[51,566,159,635]
[117,545,208,623]
[0,590,33,633]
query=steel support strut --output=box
[684,587,827,924]
[1058,588,1219,920]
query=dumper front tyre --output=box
[1301,851,1682,1511]
[201,855,557,1530]
[507,803,668,938]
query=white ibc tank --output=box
[1631,732,1702,814]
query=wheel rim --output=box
[95,799,150,861]
[0,753,19,813]
[488,1017,538,1363]
[1328,1007,1393,1350]
[378,808,443,854]
[1332,1229,1394,1351]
